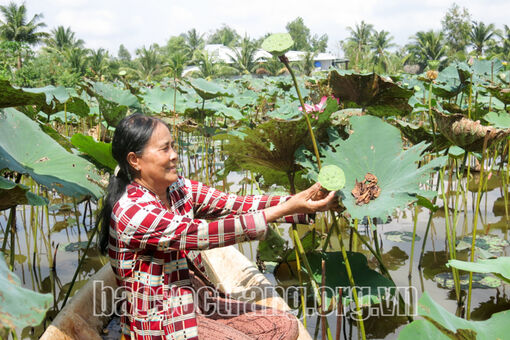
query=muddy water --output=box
[2,170,509,339]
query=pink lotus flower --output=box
[299,96,339,119]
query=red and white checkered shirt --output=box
[108,176,312,340]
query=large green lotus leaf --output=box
[484,111,510,129]
[204,102,244,120]
[90,82,140,108]
[0,253,52,330]
[0,176,48,210]
[97,96,128,128]
[447,257,510,283]
[297,115,445,222]
[225,89,259,108]
[398,292,509,340]
[70,133,117,171]
[434,109,510,152]
[432,65,464,99]
[187,78,232,100]
[0,79,45,108]
[141,86,186,113]
[328,70,413,117]
[0,108,103,199]
[306,251,395,306]
[267,101,302,120]
[38,122,74,152]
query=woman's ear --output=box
[126,152,140,171]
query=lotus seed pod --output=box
[318,165,346,191]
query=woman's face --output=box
[129,122,179,191]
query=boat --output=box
[40,245,312,340]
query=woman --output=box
[98,113,337,340]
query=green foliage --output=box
[0,108,103,199]
[70,133,116,171]
[447,257,510,284]
[441,3,472,54]
[207,24,240,47]
[0,176,48,210]
[398,292,509,340]
[285,17,311,51]
[0,254,52,332]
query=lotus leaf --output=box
[71,133,117,171]
[447,257,510,284]
[433,109,510,152]
[297,115,445,222]
[398,292,508,340]
[187,78,232,100]
[330,108,364,126]
[484,111,510,129]
[485,85,510,105]
[432,65,464,99]
[0,108,103,199]
[456,235,509,255]
[141,86,186,113]
[328,70,413,117]
[90,82,140,108]
[305,251,395,307]
[433,271,501,289]
[0,254,52,331]
[0,176,48,210]
[384,231,421,242]
[261,33,294,56]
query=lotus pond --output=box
[0,45,509,340]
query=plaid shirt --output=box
[108,176,312,340]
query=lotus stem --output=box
[334,219,366,340]
[292,238,307,328]
[439,166,461,303]
[278,55,322,170]
[9,206,16,271]
[409,205,419,279]
[466,135,489,320]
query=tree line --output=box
[0,2,509,87]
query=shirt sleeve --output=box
[114,200,268,251]
[189,179,314,224]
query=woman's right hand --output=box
[263,183,338,222]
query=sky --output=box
[1,0,509,57]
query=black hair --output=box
[98,113,168,254]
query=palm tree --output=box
[44,26,84,52]
[228,36,261,74]
[406,30,448,71]
[370,30,395,72]
[183,28,204,60]
[63,46,89,76]
[497,25,510,60]
[132,44,163,81]
[346,21,374,68]
[469,21,496,56]
[0,1,48,68]
[89,48,110,80]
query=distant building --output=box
[187,44,349,72]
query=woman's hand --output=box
[263,183,339,222]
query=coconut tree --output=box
[44,26,84,52]
[228,36,261,74]
[88,48,110,80]
[63,46,89,76]
[406,30,448,71]
[497,24,510,60]
[0,1,48,68]
[346,21,374,68]
[183,28,205,60]
[133,44,163,81]
[370,30,395,73]
[469,21,496,56]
